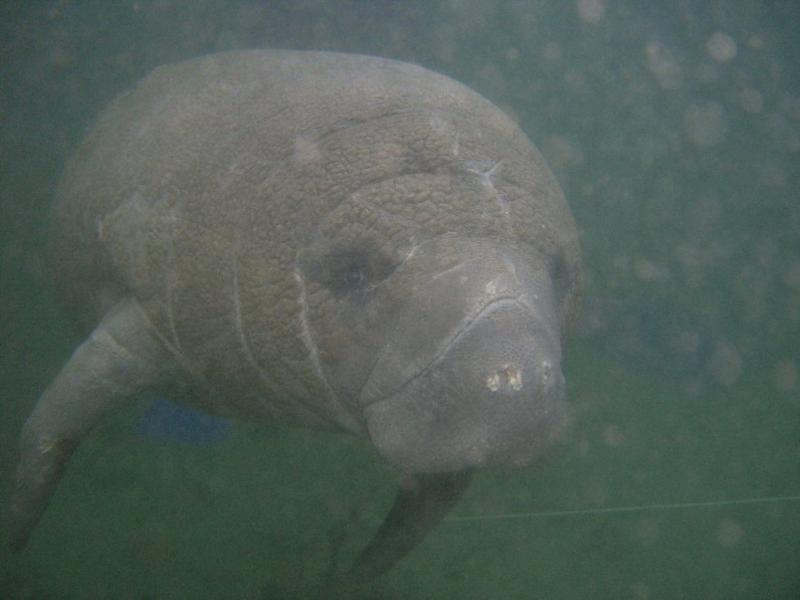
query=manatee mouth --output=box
[361,295,568,473]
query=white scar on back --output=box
[293,269,335,395]
[165,232,184,354]
[231,246,269,383]
[467,160,510,219]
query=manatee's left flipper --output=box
[8,299,179,552]
[346,470,472,582]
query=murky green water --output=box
[2,1,798,598]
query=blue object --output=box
[137,397,231,445]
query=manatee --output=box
[8,49,582,580]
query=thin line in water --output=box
[446,494,800,523]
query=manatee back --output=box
[52,50,538,325]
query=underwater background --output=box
[1,1,798,598]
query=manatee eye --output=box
[344,264,365,288]
[302,242,397,295]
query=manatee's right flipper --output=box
[7,299,180,551]
[344,470,473,583]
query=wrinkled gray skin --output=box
[8,50,581,581]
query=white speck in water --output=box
[646,41,683,90]
[716,519,744,547]
[707,342,743,387]
[633,257,669,283]
[635,517,661,547]
[602,424,625,447]
[544,41,563,63]
[738,88,763,113]
[783,259,800,289]
[576,0,606,25]
[631,581,652,600]
[773,360,797,393]
[685,102,728,147]
[706,32,737,63]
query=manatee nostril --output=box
[485,358,563,396]
[541,360,552,383]
[539,359,566,391]
[486,364,523,393]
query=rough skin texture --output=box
[51,49,580,433]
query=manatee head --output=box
[297,125,581,473]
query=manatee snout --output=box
[363,249,570,473]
